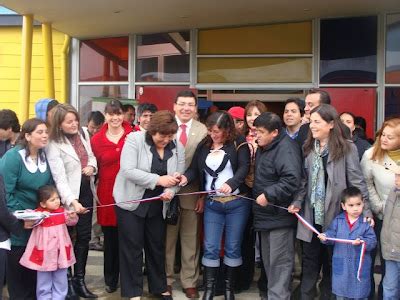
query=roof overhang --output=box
[1,0,399,38]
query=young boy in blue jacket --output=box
[318,187,377,300]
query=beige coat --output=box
[361,147,397,220]
[177,119,207,210]
[46,134,97,207]
[381,189,400,262]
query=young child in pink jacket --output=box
[20,185,78,300]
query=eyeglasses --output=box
[176,102,196,108]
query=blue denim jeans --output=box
[202,197,251,268]
[383,260,400,300]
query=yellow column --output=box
[61,35,70,103]
[42,23,55,99]
[19,14,33,122]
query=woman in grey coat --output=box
[289,104,373,300]
[113,111,185,300]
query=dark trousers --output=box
[0,249,6,300]
[116,206,167,298]
[300,225,333,300]
[102,226,119,288]
[7,246,36,300]
[235,211,255,291]
[370,218,385,300]
[74,179,93,248]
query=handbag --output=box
[166,196,180,225]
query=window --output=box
[198,21,312,54]
[78,85,128,122]
[320,16,377,84]
[386,14,400,84]
[197,21,312,85]
[198,57,312,83]
[385,87,400,118]
[79,37,129,82]
[136,32,190,82]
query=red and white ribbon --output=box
[295,212,366,281]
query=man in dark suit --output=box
[165,90,207,298]
[296,89,331,146]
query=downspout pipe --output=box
[61,35,71,103]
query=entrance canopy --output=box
[1,0,399,38]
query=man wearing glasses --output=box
[165,90,207,298]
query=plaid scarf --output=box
[310,140,329,226]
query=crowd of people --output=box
[0,89,399,300]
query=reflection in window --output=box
[78,85,128,122]
[320,16,377,84]
[79,37,129,82]
[385,88,400,119]
[386,14,400,84]
[136,32,190,82]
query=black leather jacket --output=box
[253,131,302,231]
[0,175,22,243]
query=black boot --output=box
[66,267,80,300]
[202,267,218,300]
[224,266,236,300]
[73,245,98,298]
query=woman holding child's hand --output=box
[292,104,372,300]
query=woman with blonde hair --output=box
[361,117,400,299]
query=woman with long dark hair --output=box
[1,118,53,299]
[181,111,251,300]
[339,111,371,160]
[91,99,132,293]
[289,104,373,300]
[46,104,98,298]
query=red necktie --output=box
[180,124,187,146]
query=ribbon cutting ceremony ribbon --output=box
[15,190,218,217]
[15,189,367,281]
[295,211,366,281]
[239,194,367,282]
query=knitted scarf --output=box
[310,140,329,226]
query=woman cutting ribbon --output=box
[180,111,250,300]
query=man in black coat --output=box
[0,175,23,300]
[252,112,302,300]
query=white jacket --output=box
[46,133,97,207]
[361,147,396,220]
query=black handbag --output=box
[166,196,180,225]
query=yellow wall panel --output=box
[198,57,312,83]
[0,26,68,119]
[198,21,312,55]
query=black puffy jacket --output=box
[253,131,302,231]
